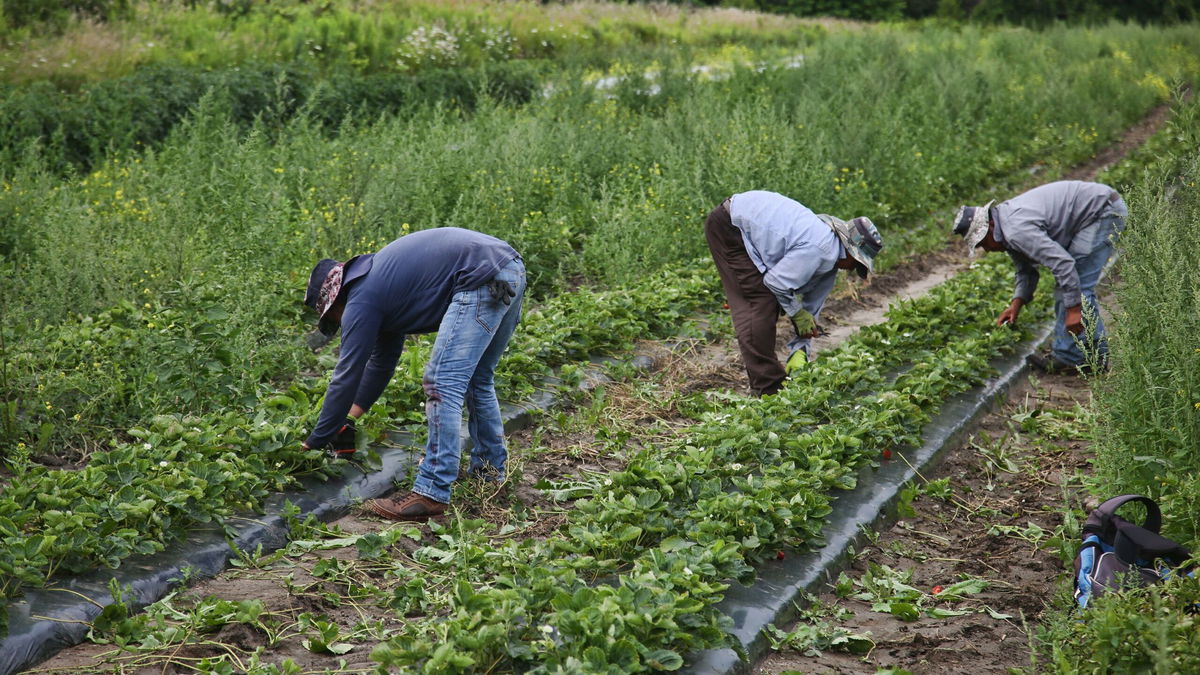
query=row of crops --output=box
[361,256,1053,671]
[51,253,1053,673]
[2,8,1200,669]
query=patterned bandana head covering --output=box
[952,200,995,258]
[818,214,884,279]
[303,258,348,351]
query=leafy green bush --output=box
[734,0,907,21]
[961,0,1198,24]
[1039,577,1200,673]
[1,0,128,31]
[0,60,541,172]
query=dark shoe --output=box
[364,492,447,521]
[1027,352,1109,375]
[1027,352,1077,375]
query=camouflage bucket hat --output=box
[952,200,995,258]
[820,214,884,279]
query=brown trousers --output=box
[704,201,786,396]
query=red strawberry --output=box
[776,551,786,560]
[882,448,893,460]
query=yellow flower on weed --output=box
[1140,72,1170,100]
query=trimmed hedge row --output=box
[0,60,540,173]
[690,0,1198,23]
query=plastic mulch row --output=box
[0,322,1053,675]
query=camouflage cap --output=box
[819,214,883,279]
[952,200,995,257]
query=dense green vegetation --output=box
[1,15,1196,603]
[2,1,1200,670]
[4,22,1191,462]
[723,0,1198,23]
[1034,95,1200,673]
[0,0,821,87]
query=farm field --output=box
[3,1,1200,673]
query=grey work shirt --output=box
[992,180,1118,306]
[727,190,844,319]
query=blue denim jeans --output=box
[1052,199,1127,366]
[411,258,525,504]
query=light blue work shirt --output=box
[992,181,1120,305]
[727,190,844,320]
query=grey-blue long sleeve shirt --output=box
[992,181,1119,305]
[727,190,843,320]
[305,228,519,448]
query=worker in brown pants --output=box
[706,191,883,396]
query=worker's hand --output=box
[785,349,808,374]
[996,298,1024,327]
[790,310,818,339]
[487,279,515,305]
[1064,304,1084,336]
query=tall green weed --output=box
[1,21,1196,473]
[1034,95,1200,675]
[1091,98,1200,548]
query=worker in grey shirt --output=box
[953,180,1127,374]
[706,190,883,395]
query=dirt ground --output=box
[753,370,1094,674]
[26,99,1173,673]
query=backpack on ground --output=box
[1073,495,1193,609]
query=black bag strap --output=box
[1113,520,1192,567]
[1082,495,1161,541]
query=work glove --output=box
[487,278,516,305]
[785,349,808,374]
[328,418,357,459]
[790,310,818,339]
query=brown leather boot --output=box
[364,492,447,521]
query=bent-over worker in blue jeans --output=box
[952,180,1127,374]
[301,227,525,520]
